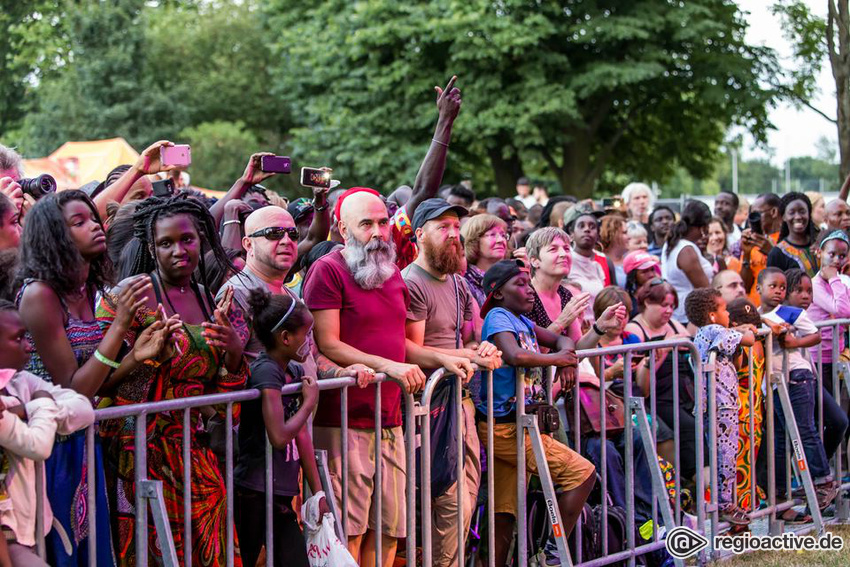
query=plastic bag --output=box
[302,491,357,567]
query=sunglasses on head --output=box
[248,226,299,241]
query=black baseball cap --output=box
[411,198,469,233]
[287,198,314,222]
[481,259,529,316]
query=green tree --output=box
[774,1,849,181]
[265,0,782,198]
[180,120,260,190]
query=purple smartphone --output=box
[260,155,292,174]
[160,145,192,167]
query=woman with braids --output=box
[766,192,820,277]
[17,190,155,567]
[660,199,713,323]
[97,194,248,566]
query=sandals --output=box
[781,508,812,524]
[719,504,751,526]
[816,480,839,511]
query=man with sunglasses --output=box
[218,206,369,383]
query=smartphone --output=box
[260,155,291,174]
[603,197,623,209]
[300,167,332,189]
[748,211,763,235]
[152,179,175,197]
[160,145,191,168]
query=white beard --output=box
[343,235,397,290]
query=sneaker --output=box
[543,536,560,566]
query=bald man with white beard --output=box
[304,189,474,567]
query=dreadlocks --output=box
[118,193,235,318]
[18,190,114,298]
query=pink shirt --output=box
[807,274,850,363]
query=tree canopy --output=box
[3,0,790,198]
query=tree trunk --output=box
[487,142,524,198]
[830,0,850,181]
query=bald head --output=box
[244,205,294,236]
[713,269,746,303]
[339,191,390,245]
[826,199,850,231]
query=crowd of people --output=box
[0,73,848,567]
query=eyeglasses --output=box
[248,227,299,241]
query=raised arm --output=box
[839,172,850,203]
[94,141,176,220]
[209,153,276,228]
[405,76,463,217]
[296,182,331,260]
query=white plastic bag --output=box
[302,491,358,567]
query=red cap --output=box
[334,187,381,221]
[623,250,660,275]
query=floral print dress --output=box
[97,295,248,567]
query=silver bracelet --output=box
[222,219,241,227]
[432,138,449,148]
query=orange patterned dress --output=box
[97,298,247,567]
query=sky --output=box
[737,0,837,165]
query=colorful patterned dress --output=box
[736,346,765,511]
[18,280,116,567]
[96,296,248,567]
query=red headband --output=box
[334,187,381,220]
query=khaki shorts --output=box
[477,421,595,518]
[313,426,406,538]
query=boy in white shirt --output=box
[757,268,838,511]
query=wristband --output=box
[314,203,329,212]
[222,219,241,227]
[432,138,449,148]
[94,350,121,369]
[592,323,605,336]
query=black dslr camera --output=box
[19,174,57,200]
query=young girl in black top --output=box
[235,290,330,567]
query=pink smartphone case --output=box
[161,145,192,167]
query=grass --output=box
[717,524,850,567]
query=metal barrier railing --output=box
[26,321,850,566]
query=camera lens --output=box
[19,174,57,200]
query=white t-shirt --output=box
[726,224,742,250]
[516,195,537,209]
[661,240,713,323]
[568,252,606,322]
[761,305,818,374]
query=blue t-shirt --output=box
[478,307,544,417]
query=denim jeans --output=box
[774,369,831,493]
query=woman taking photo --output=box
[98,194,248,566]
[766,192,820,277]
[661,199,713,324]
[17,190,156,566]
[461,213,508,306]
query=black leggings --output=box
[656,400,703,480]
[235,487,309,567]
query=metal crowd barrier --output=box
[29,322,850,566]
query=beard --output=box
[422,234,464,275]
[343,234,397,290]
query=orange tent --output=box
[22,137,140,191]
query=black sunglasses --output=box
[248,226,299,241]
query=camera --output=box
[151,179,175,197]
[748,211,763,235]
[19,174,57,200]
[300,167,332,189]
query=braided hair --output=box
[665,200,711,258]
[778,192,819,244]
[118,193,235,319]
[784,268,809,301]
[18,190,114,298]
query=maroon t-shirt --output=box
[303,248,409,428]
